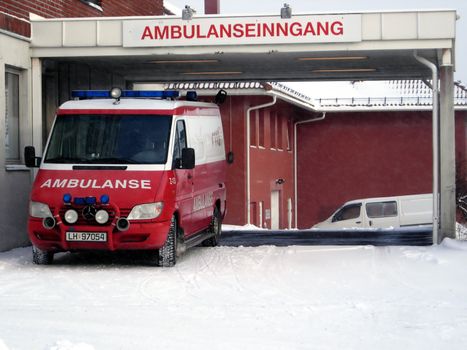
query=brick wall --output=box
[1,0,164,36]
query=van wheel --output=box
[203,207,222,247]
[32,245,54,265]
[157,216,177,267]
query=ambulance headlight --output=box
[127,202,164,220]
[64,209,79,224]
[29,201,53,218]
[95,210,109,224]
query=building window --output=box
[277,114,283,150]
[270,111,276,149]
[250,111,257,147]
[258,110,265,148]
[286,119,292,151]
[5,71,20,162]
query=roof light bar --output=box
[71,90,180,99]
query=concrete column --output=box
[439,50,456,241]
[31,58,43,155]
[204,0,220,14]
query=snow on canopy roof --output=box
[284,80,467,110]
[164,81,314,104]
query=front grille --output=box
[59,205,116,226]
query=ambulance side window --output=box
[173,120,187,168]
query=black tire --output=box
[202,207,222,247]
[157,215,177,267]
[32,245,54,265]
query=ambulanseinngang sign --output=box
[123,15,362,47]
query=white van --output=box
[312,194,433,229]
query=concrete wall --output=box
[297,110,467,229]
[0,33,33,251]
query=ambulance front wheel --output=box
[156,215,177,267]
[32,245,54,265]
[202,206,222,247]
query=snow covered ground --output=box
[1,237,467,350]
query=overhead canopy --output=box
[30,10,457,82]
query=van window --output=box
[45,114,172,164]
[366,201,397,218]
[332,204,361,222]
[173,120,187,167]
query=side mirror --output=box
[181,148,195,169]
[24,146,40,168]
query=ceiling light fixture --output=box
[298,56,368,61]
[182,71,243,75]
[312,68,377,73]
[150,59,219,64]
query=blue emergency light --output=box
[63,193,72,204]
[71,89,179,100]
[100,194,110,205]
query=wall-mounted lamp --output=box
[276,178,285,185]
[281,4,292,19]
[182,5,196,20]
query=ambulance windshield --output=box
[45,115,172,164]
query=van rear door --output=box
[364,200,400,228]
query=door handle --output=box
[369,220,373,226]
[355,221,361,224]
[187,173,193,180]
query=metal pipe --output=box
[414,51,439,244]
[246,96,277,225]
[293,113,326,228]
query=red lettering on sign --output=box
[141,26,154,40]
[331,21,344,35]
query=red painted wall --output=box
[216,95,296,228]
[297,110,467,229]
[0,0,163,36]
[218,96,247,226]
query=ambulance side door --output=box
[173,120,195,235]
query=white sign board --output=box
[123,15,362,47]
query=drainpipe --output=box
[293,113,326,228]
[246,96,277,225]
[414,51,439,244]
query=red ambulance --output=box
[25,88,227,266]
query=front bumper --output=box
[28,218,171,252]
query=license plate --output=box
[66,232,107,242]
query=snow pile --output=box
[222,224,266,231]
[1,242,467,349]
[48,340,94,350]
[456,222,467,240]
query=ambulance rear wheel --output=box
[32,245,54,265]
[202,207,222,247]
[157,215,177,267]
